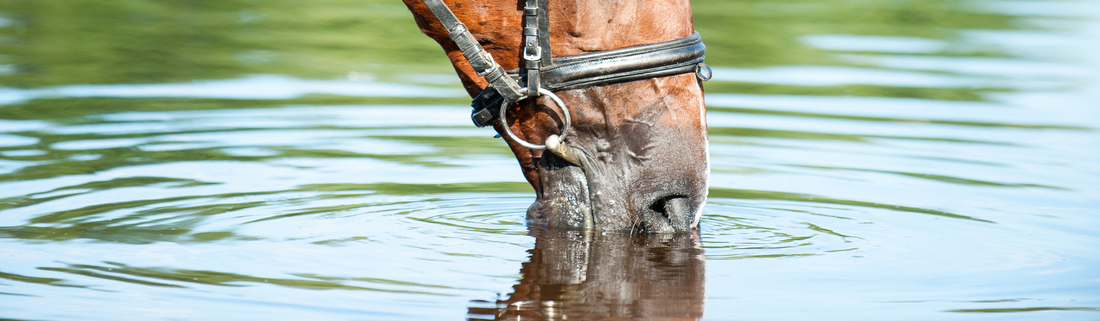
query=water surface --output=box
[1,0,1098,320]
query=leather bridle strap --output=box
[421,0,526,103]
[543,32,706,91]
[420,0,710,129]
[471,32,707,127]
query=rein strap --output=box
[421,0,525,103]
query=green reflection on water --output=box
[1,0,1027,103]
[692,0,1015,67]
[0,181,532,244]
[38,262,456,295]
[0,177,215,212]
[0,271,87,289]
[0,96,466,120]
[708,126,1018,146]
[703,82,1004,101]
[0,147,260,183]
[0,103,507,182]
[792,165,1071,190]
[708,187,991,223]
[300,182,533,194]
[709,105,1089,130]
[0,0,450,87]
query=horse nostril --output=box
[649,196,672,217]
[644,195,693,233]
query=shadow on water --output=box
[467,229,706,321]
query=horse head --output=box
[403,0,708,232]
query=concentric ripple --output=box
[2,0,1099,320]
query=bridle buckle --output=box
[523,46,542,61]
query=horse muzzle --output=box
[526,89,709,233]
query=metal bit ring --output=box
[498,88,571,150]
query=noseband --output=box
[422,0,710,154]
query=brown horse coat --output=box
[403,0,708,232]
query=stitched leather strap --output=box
[471,32,707,127]
[422,0,525,103]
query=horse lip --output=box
[556,146,598,230]
[529,149,594,229]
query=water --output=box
[1,0,1098,319]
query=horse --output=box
[401,0,709,233]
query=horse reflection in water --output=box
[467,229,705,320]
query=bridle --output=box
[422,0,710,162]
